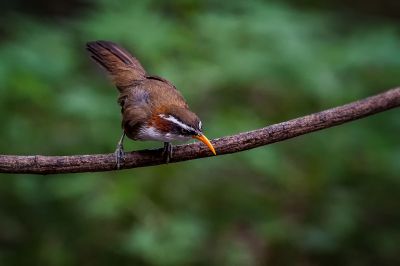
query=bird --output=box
[86,40,216,168]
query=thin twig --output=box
[1,87,399,175]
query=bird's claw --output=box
[162,142,173,163]
[115,144,125,170]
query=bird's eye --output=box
[180,128,190,135]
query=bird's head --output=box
[153,107,216,155]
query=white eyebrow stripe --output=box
[159,114,196,132]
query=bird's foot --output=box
[115,144,125,170]
[162,142,173,163]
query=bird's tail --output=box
[86,40,146,90]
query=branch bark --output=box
[1,87,399,175]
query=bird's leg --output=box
[115,131,126,169]
[162,142,173,163]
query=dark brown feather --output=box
[86,40,146,90]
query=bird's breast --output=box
[136,125,191,142]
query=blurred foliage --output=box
[0,0,399,265]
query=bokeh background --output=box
[0,0,399,265]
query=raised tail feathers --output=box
[86,40,146,89]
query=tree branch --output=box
[1,87,399,175]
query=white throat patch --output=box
[137,126,191,142]
[136,114,198,142]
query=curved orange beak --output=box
[193,134,217,155]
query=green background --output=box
[0,0,399,265]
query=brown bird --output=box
[86,40,216,168]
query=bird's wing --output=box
[146,75,177,90]
[86,40,146,90]
[144,78,189,111]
